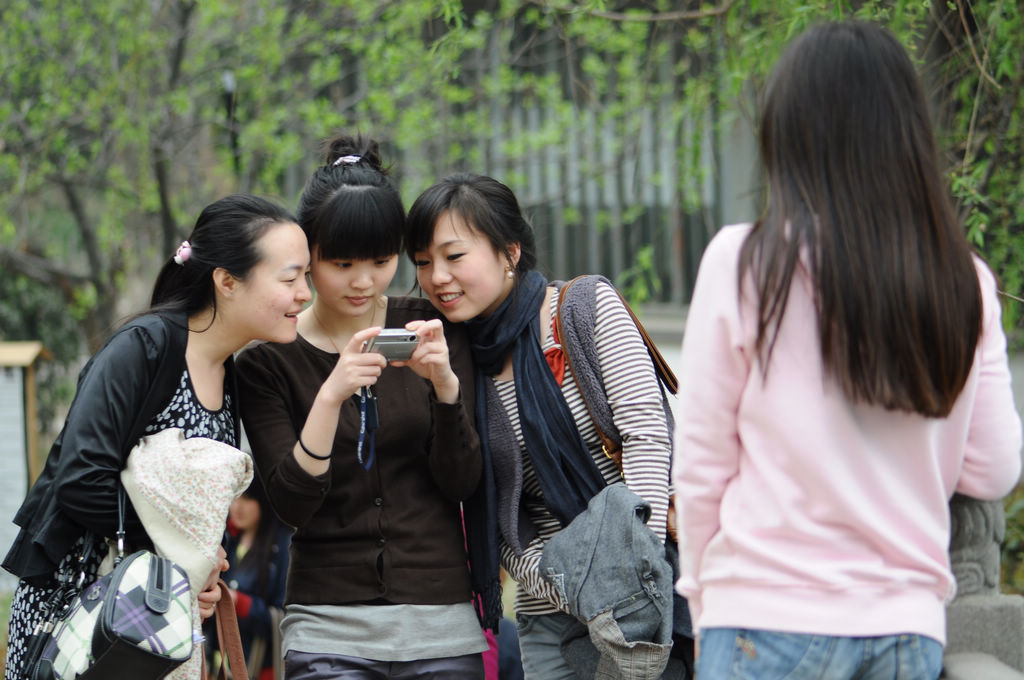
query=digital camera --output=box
[362,328,419,361]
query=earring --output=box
[506,267,514,280]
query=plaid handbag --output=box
[29,490,193,680]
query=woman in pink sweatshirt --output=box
[673,20,1022,679]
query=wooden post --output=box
[0,341,49,487]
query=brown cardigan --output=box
[236,297,481,606]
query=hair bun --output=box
[324,134,387,175]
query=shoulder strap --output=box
[555,278,620,462]
[554,275,678,467]
[202,579,248,680]
[557,277,677,394]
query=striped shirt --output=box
[496,282,672,616]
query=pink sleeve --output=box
[956,258,1023,499]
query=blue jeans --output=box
[697,628,942,679]
[515,612,579,680]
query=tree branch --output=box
[975,52,1024,197]
[57,177,103,281]
[153,146,179,257]
[154,0,197,256]
[536,0,738,23]
[55,175,117,346]
[0,246,91,296]
[954,0,1000,90]
[169,1,197,87]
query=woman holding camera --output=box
[235,134,486,678]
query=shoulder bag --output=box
[27,488,193,680]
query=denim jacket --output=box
[540,482,674,680]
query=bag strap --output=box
[213,579,249,680]
[555,278,620,467]
[200,579,249,680]
[115,486,128,567]
[554,276,680,543]
[554,275,679,470]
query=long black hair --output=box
[149,194,298,318]
[296,134,405,260]
[740,20,981,418]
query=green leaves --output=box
[1003,485,1024,596]
[3,1,1024,438]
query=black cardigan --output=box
[2,312,240,584]
[236,297,482,607]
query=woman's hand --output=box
[394,319,460,403]
[296,328,386,472]
[319,327,388,406]
[197,545,229,620]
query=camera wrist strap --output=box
[357,386,378,470]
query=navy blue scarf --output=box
[463,270,606,630]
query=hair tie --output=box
[333,155,361,166]
[173,240,192,265]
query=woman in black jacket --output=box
[3,194,312,680]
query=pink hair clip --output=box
[173,240,192,265]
